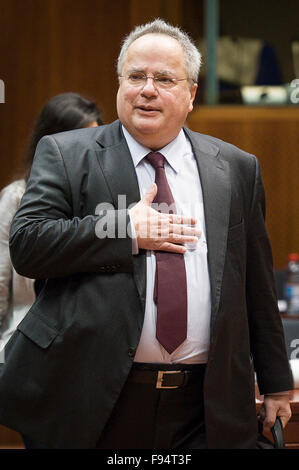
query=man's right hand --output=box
[129,183,200,253]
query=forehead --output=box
[123,33,185,73]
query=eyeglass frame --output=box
[118,71,195,89]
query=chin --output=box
[134,120,161,136]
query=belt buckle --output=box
[156,370,180,389]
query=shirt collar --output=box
[122,125,189,174]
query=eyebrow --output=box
[127,68,176,77]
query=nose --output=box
[141,77,158,96]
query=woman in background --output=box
[0,92,102,352]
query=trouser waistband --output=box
[129,362,206,389]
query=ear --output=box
[188,83,198,112]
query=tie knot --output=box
[146,152,165,169]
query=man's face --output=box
[117,34,197,150]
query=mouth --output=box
[135,105,161,114]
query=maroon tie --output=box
[146,152,187,354]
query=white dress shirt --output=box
[123,127,211,364]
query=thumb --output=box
[142,183,157,206]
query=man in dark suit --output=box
[0,19,293,449]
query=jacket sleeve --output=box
[9,136,133,279]
[246,157,293,394]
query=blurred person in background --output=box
[0,92,102,352]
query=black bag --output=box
[256,417,285,449]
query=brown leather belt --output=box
[128,363,206,389]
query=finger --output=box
[169,234,199,245]
[278,408,292,428]
[257,404,266,421]
[279,416,288,428]
[142,183,157,206]
[168,213,198,226]
[170,223,201,237]
[149,227,199,246]
[156,223,199,243]
[156,232,198,248]
[263,410,276,432]
[157,242,187,254]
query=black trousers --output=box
[23,363,206,449]
[96,363,207,449]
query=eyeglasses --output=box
[119,72,191,89]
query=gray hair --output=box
[117,18,201,84]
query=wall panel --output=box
[0,0,130,187]
[188,106,299,268]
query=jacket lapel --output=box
[185,129,231,337]
[95,121,147,313]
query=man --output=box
[0,19,293,449]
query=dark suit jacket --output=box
[0,120,293,448]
